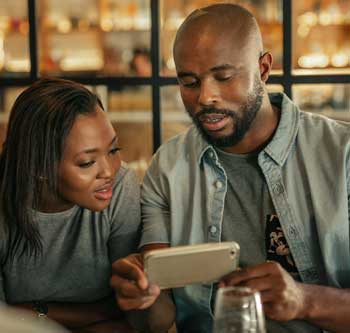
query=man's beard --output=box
[186,75,264,148]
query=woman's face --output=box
[44,107,122,212]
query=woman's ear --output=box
[259,52,273,82]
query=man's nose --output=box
[198,79,220,107]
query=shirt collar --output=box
[263,92,300,166]
[194,92,300,166]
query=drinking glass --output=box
[213,286,266,333]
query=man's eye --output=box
[109,147,121,155]
[182,81,198,88]
[216,75,232,81]
[78,161,95,168]
[179,78,198,88]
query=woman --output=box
[0,78,145,331]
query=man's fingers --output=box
[259,289,277,304]
[221,262,279,286]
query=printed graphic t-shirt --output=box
[216,148,321,333]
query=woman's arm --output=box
[11,295,122,329]
[110,246,176,333]
[126,290,175,333]
[71,319,137,333]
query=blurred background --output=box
[1,0,350,179]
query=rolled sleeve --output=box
[140,157,171,248]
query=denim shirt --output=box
[141,93,350,333]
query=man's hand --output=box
[110,254,160,311]
[220,261,307,322]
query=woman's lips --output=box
[94,184,113,201]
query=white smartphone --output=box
[143,242,240,289]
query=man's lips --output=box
[198,114,230,132]
[199,113,226,122]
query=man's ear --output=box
[259,52,273,82]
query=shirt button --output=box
[209,225,218,235]
[273,183,284,195]
[288,226,297,238]
[215,180,223,189]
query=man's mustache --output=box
[195,107,237,119]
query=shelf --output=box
[0,111,191,124]
[3,30,29,37]
[108,110,191,123]
[305,23,350,28]
[162,20,281,32]
[44,27,149,34]
[293,68,350,76]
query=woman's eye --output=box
[109,147,121,155]
[78,161,95,168]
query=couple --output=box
[1,4,349,333]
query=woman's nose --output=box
[98,157,114,178]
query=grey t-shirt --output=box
[0,164,141,304]
[216,148,321,333]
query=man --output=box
[110,4,350,333]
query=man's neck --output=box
[220,102,281,154]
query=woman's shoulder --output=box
[106,162,140,222]
[114,161,138,188]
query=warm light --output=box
[166,57,175,70]
[114,17,133,30]
[57,18,72,33]
[298,54,329,68]
[19,21,29,35]
[331,53,348,67]
[328,4,344,24]
[5,58,30,72]
[319,12,332,25]
[134,15,150,30]
[100,17,113,32]
[332,13,344,24]
[298,12,318,27]
[297,24,310,38]
[59,50,104,71]
[0,33,4,70]
[78,19,89,32]
[0,16,10,33]
[164,17,184,30]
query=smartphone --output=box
[143,242,240,289]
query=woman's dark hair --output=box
[0,78,104,259]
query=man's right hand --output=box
[110,254,160,311]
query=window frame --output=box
[1,0,350,153]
